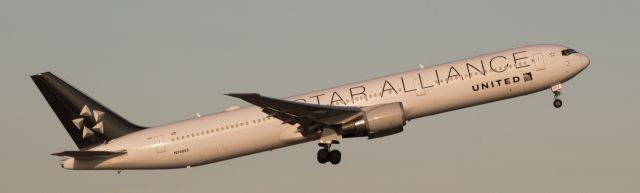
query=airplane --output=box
[31,44,589,170]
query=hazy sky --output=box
[1,1,638,193]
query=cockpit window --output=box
[561,49,578,56]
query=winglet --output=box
[225,93,264,105]
[225,93,260,99]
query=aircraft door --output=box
[154,135,166,153]
[413,78,426,96]
[533,53,545,71]
[200,141,223,162]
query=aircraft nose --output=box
[579,53,590,70]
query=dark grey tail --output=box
[31,72,146,150]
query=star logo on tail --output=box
[71,105,105,139]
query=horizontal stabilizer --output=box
[52,150,126,160]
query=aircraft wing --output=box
[52,150,126,160]
[226,93,363,131]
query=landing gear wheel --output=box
[317,149,329,164]
[329,150,341,165]
[553,99,563,108]
[551,84,563,109]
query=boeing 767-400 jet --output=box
[32,44,589,170]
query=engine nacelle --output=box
[340,102,406,139]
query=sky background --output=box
[1,1,638,193]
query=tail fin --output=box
[31,72,146,150]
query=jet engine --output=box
[340,102,406,139]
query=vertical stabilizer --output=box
[31,72,146,149]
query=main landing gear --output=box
[317,128,342,165]
[551,83,563,108]
[317,145,341,165]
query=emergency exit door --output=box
[533,53,545,71]
[154,135,166,153]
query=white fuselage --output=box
[62,44,589,170]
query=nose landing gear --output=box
[551,83,563,108]
[553,98,563,108]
